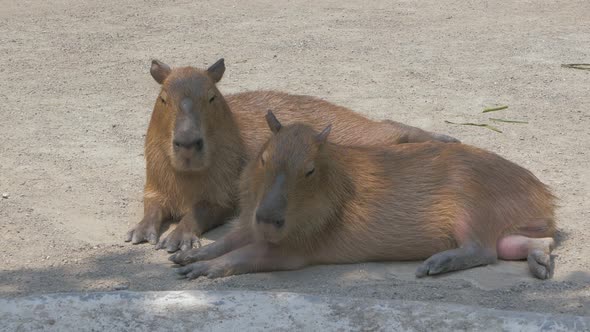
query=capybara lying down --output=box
[125,58,460,253]
[171,111,556,280]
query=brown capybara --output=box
[171,111,557,280]
[125,59,460,253]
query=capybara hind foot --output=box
[432,133,461,143]
[380,120,460,143]
[497,235,555,279]
[528,249,554,279]
[416,246,497,277]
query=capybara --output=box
[125,59,460,252]
[171,111,556,280]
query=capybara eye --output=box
[160,96,166,104]
[305,168,315,177]
[173,141,181,148]
[209,95,216,103]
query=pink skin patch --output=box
[497,235,554,260]
[497,235,531,260]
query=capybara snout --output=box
[253,173,288,243]
[255,173,287,227]
[148,60,226,172]
[170,97,207,171]
[247,112,333,244]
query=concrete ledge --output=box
[1,290,588,331]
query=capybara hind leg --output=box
[381,120,460,144]
[497,235,554,260]
[176,243,307,279]
[157,201,235,253]
[497,235,555,279]
[416,245,497,277]
[169,228,252,266]
[125,201,169,245]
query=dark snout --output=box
[173,98,204,157]
[173,136,204,154]
[256,174,287,229]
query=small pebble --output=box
[2,193,9,199]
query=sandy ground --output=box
[1,0,589,316]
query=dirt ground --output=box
[1,0,589,316]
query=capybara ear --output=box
[207,58,225,83]
[150,60,171,84]
[265,110,282,134]
[316,124,332,144]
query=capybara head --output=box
[149,58,227,172]
[247,111,332,244]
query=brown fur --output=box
[171,116,556,279]
[242,124,556,261]
[127,59,460,252]
[144,67,243,222]
[228,91,458,156]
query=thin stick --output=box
[483,105,508,113]
[561,64,590,71]
[489,118,528,124]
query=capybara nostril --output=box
[256,212,284,228]
[195,138,204,151]
[255,212,271,225]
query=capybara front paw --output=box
[125,219,159,245]
[416,254,452,277]
[175,262,225,280]
[169,248,205,265]
[527,249,554,280]
[156,227,198,253]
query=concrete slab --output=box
[1,291,588,331]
